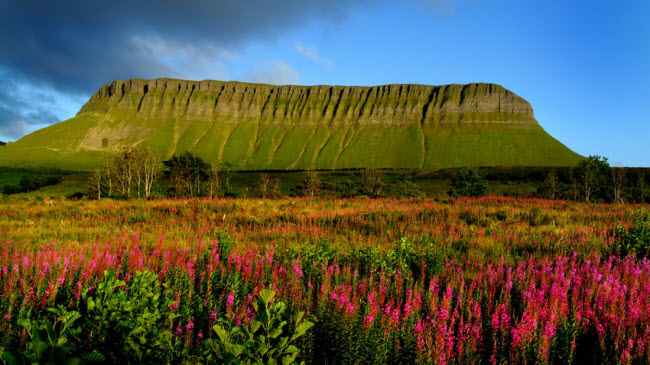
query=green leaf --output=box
[250,319,262,334]
[293,311,304,324]
[291,321,314,340]
[213,325,229,344]
[225,343,245,356]
[284,345,300,354]
[82,350,105,363]
[33,340,48,359]
[259,289,276,304]
[63,311,81,327]
[269,328,282,339]
[17,318,31,331]
[87,298,96,311]
[282,353,298,365]
[2,351,20,365]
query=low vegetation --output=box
[0,197,649,363]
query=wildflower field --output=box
[0,196,649,364]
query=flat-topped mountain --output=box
[0,78,581,170]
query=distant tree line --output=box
[84,150,647,203]
[537,155,648,203]
[2,174,62,195]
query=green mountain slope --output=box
[0,78,581,170]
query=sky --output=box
[1,0,648,166]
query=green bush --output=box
[449,167,489,197]
[615,211,650,258]
[205,289,314,365]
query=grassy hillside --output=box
[0,79,582,171]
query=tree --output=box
[163,151,210,197]
[86,169,103,199]
[256,173,281,198]
[359,168,384,197]
[257,173,272,198]
[563,167,580,201]
[611,166,626,203]
[301,170,321,197]
[634,171,647,203]
[114,147,136,196]
[207,162,221,198]
[449,167,489,197]
[89,147,160,199]
[576,155,611,202]
[539,169,560,200]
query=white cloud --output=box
[243,60,300,85]
[293,41,334,68]
[0,120,31,141]
[130,36,238,80]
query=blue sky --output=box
[1,0,649,166]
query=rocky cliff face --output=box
[79,79,538,128]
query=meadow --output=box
[0,196,648,364]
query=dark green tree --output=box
[576,155,611,202]
[163,151,210,197]
[449,167,489,197]
[538,169,560,200]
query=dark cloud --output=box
[0,0,369,139]
[0,0,363,94]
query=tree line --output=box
[537,155,648,203]
[85,149,648,203]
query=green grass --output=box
[0,121,581,171]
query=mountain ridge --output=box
[0,78,581,171]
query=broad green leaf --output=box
[282,353,298,365]
[82,350,105,363]
[259,289,276,304]
[2,351,20,365]
[33,340,48,358]
[87,298,96,311]
[291,321,314,340]
[293,311,304,324]
[213,325,229,344]
[250,319,262,333]
[17,319,31,331]
[225,343,245,356]
[269,328,282,338]
[285,345,299,354]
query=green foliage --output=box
[81,271,179,363]
[396,177,424,198]
[3,306,103,365]
[205,289,314,365]
[1,174,62,195]
[163,151,210,197]
[615,211,650,258]
[577,155,611,202]
[449,167,489,197]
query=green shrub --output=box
[615,211,650,258]
[205,289,314,365]
[449,168,489,197]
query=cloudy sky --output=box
[1,0,649,166]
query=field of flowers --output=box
[0,196,648,364]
